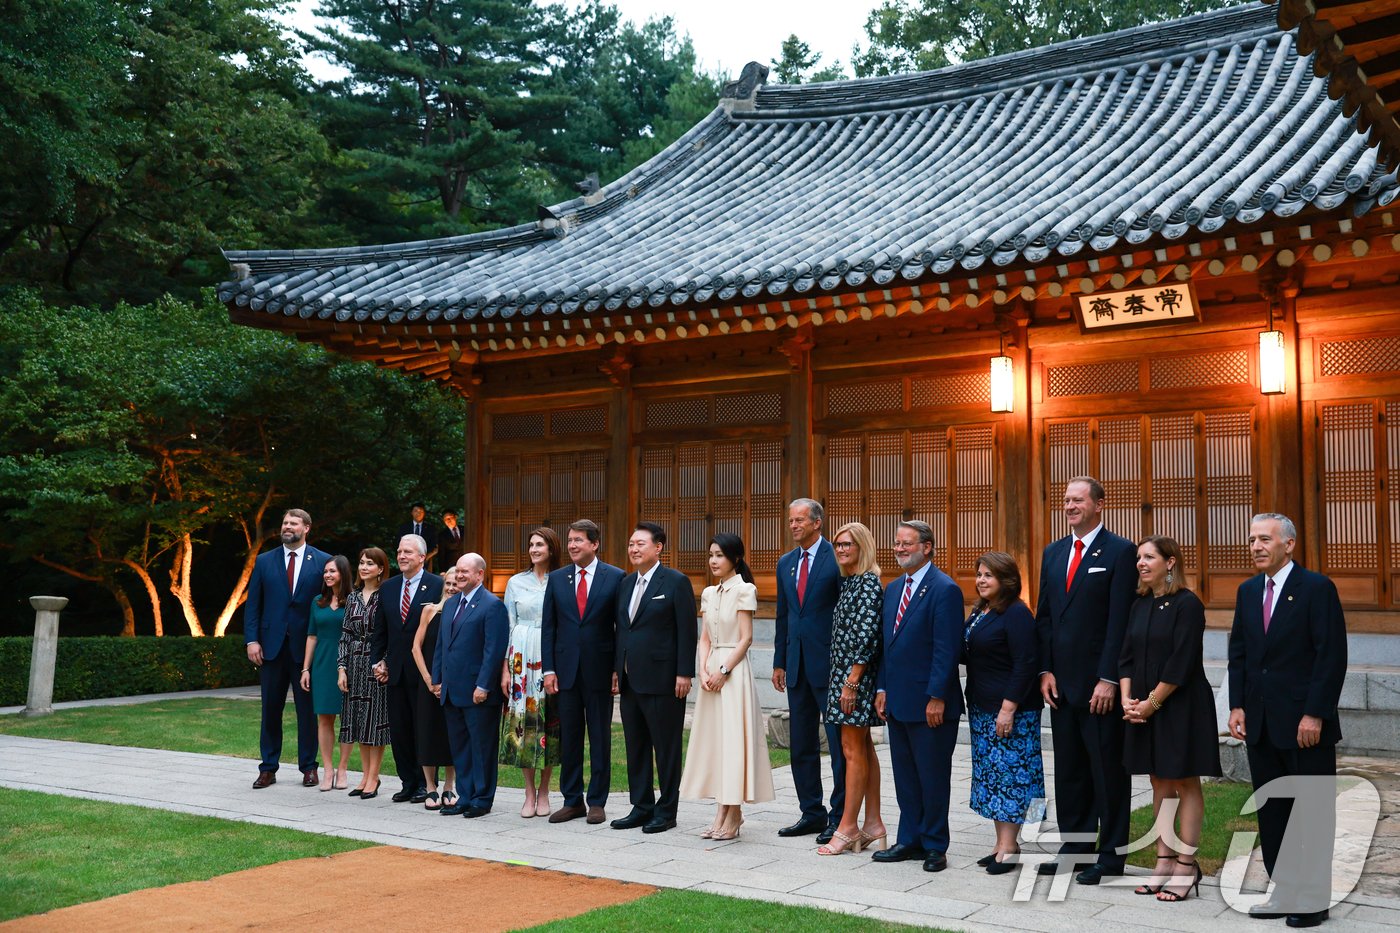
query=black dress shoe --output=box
[816,825,837,845]
[1286,910,1329,928]
[976,852,998,867]
[986,858,1018,875]
[1036,861,1061,876]
[871,843,926,863]
[391,788,416,803]
[464,806,491,818]
[642,816,677,834]
[347,788,364,797]
[410,789,430,804]
[440,803,469,816]
[923,853,948,873]
[252,771,276,789]
[611,809,651,830]
[1075,864,1124,885]
[1249,903,1289,920]
[777,815,827,837]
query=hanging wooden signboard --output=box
[1074,282,1200,331]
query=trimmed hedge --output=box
[0,637,258,706]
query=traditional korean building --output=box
[222,3,1400,641]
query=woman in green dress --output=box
[301,554,351,792]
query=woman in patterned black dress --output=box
[818,521,887,856]
[962,550,1045,873]
[338,547,391,798]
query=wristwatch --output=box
[719,665,731,676]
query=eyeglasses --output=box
[833,541,856,550]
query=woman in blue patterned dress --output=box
[962,550,1046,873]
[817,521,887,855]
[499,526,562,817]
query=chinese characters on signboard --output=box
[1074,283,1199,331]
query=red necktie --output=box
[894,576,913,632]
[1262,577,1275,633]
[576,568,588,619]
[286,551,296,594]
[1065,539,1084,592]
[400,579,412,624]
[797,550,809,605]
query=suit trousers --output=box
[1247,716,1337,912]
[444,699,503,810]
[556,683,614,809]
[258,636,317,773]
[787,664,845,822]
[618,683,685,819]
[886,715,959,853]
[386,679,423,792]
[1048,702,1131,867]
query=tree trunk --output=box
[167,534,207,636]
[120,558,165,637]
[213,543,261,637]
[23,552,136,635]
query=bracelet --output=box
[302,669,310,674]
[843,680,859,690]
[1147,691,1163,711]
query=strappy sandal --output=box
[440,789,457,809]
[1156,857,1202,902]
[1135,854,1175,895]
[423,791,441,811]
[817,830,865,856]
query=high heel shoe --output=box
[359,781,381,800]
[1156,858,1202,902]
[859,829,888,852]
[817,830,865,856]
[332,774,349,791]
[710,823,742,841]
[1135,855,1175,895]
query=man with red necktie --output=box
[772,497,845,843]
[541,519,626,825]
[245,509,330,789]
[1035,476,1138,884]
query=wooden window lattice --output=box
[488,451,608,573]
[550,406,608,435]
[1320,335,1400,378]
[1319,402,1380,579]
[1149,349,1250,390]
[1047,359,1141,397]
[826,379,903,416]
[492,412,547,441]
[825,424,995,577]
[1044,408,1254,602]
[715,391,784,424]
[911,372,990,407]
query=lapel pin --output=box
[1091,550,1101,558]
[1287,595,1294,601]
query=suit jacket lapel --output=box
[295,550,319,600]
[1265,571,1300,641]
[449,593,474,646]
[1064,535,1105,607]
[889,573,927,646]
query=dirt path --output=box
[3,847,654,932]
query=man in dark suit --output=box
[610,522,697,835]
[872,520,964,872]
[396,503,439,570]
[772,497,846,843]
[542,519,625,825]
[370,533,444,802]
[1036,475,1138,884]
[245,508,330,788]
[439,509,466,568]
[433,553,509,818]
[1229,513,1347,928]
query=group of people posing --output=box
[244,477,1346,928]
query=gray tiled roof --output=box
[220,3,1398,325]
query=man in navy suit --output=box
[433,553,509,818]
[772,497,845,843]
[1035,476,1137,884]
[1229,513,1347,928]
[370,533,444,802]
[245,509,330,788]
[542,519,625,824]
[872,520,964,872]
[610,522,697,835]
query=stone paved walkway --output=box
[2,731,1397,931]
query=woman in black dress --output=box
[411,565,460,810]
[818,521,886,856]
[1118,535,1221,902]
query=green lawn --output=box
[1125,779,1258,876]
[520,889,938,932]
[0,697,791,791]
[0,787,366,921]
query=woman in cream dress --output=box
[679,532,775,839]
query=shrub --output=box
[0,637,257,706]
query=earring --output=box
[1166,569,1173,586]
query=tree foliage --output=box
[853,0,1240,76]
[772,34,845,84]
[0,290,465,636]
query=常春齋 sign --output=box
[1074,283,1199,331]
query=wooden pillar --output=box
[602,351,635,564]
[1002,314,1034,577]
[1268,280,1306,549]
[782,325,816,503]
[447,351,485,564]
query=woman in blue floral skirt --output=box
[962,550,1046,873]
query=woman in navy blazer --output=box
[962,551,1046,874]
